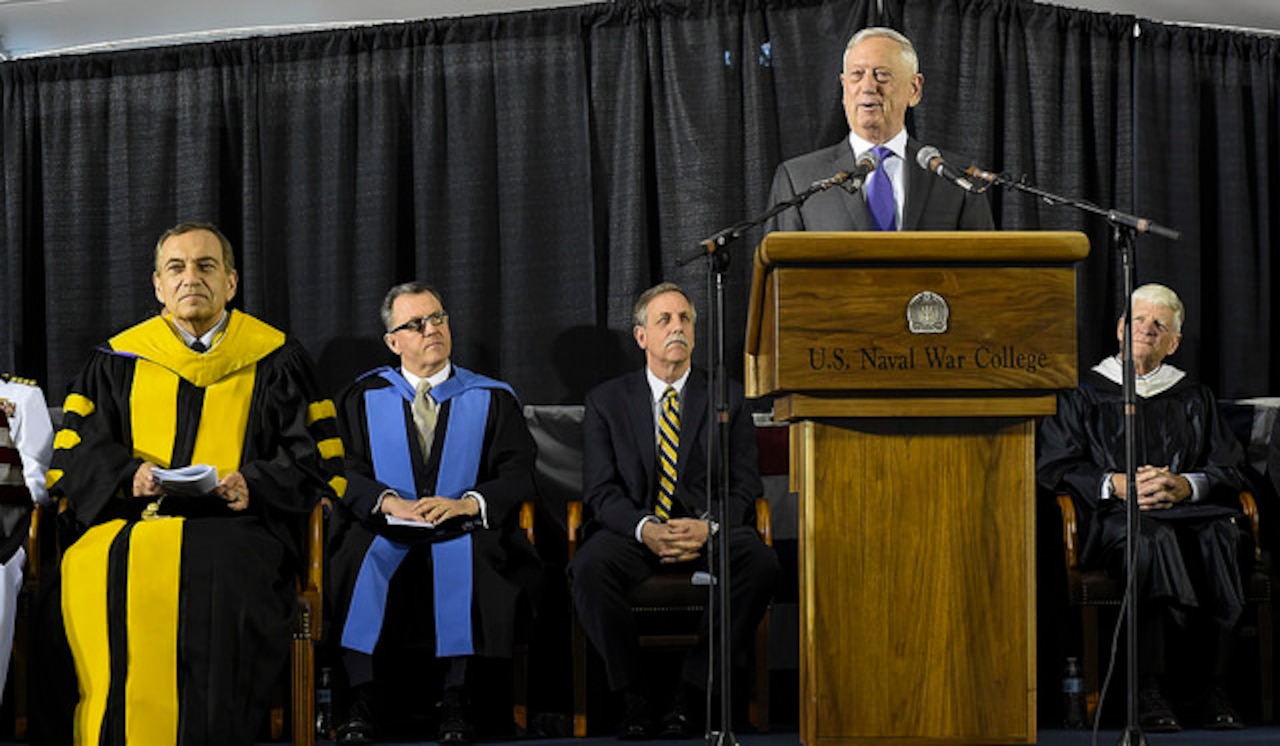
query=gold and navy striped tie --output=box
[656,386,680,519]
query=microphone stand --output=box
[675,172,860,746]
[968,167,1179,746]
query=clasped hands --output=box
[1110,465,1191,510]
[134,462,250,511]
[380,492,479,524]
[642,517,709,564]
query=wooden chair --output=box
[268,498,328,746]
[11,500,52,740]
[1055,491,1273,725]
[22,497,328,745]
[566,496,772,737]
[285,499,537,742]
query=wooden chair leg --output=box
[513,641,529,734]
[1259,597,1273,723]
[750,611,769,732]
[1082,605,1100,726]
[572,614,588,737]
[13,583,29,741]
[292,631,315,746]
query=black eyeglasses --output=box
[388,311,449,335]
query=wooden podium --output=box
[745,231,1089,745]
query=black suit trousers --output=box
[568,525,780,694]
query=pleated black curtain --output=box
[1,0,1277,403]
[1131,21,1280,396]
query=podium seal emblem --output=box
[906,291,949,334]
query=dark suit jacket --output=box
[765,136,994,232]
[581,367,761,540]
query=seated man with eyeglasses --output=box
[328,281,540,744]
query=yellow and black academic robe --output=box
[48,310,344,745]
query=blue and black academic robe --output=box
[328,366,539,661]
[49,311,344,745]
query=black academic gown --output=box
[327,369,540,664]
[48,311,342,745]
[1037,369,1248,628]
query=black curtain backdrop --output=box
[2,0,1276,404]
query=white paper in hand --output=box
[151,464,219,496]
[385,515,436,529]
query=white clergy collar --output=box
[1092,355,1186,398]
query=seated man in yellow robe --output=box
[48,221,344,744]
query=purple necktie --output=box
[865,145,897,231]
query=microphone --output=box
[809,149,879,194]
[839,149,880,194]
[916,145,977,192]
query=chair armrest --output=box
[1056,494,1080,570]
[25,502,43,590]
[755,497,772,548]
[300,498,328,640]
[567,500,583,560]
[520,500,536,545]
[1239,491,1261,565]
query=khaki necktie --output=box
[413,379,438,460]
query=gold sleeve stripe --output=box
[329,475,348,499]
[317,437,344,461]
[125,519,183,743]
[54,429,82,450]
[46,469,63,489]
[307,399,337,426]
[62,520,128,740]
[63,393,95,418]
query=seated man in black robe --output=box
[328,282,540,744]
[49,221,344,744]
[1037,283,1249,732]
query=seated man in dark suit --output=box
[329,282,540,744]
[767,26,993,232]
[1037,283,1249,731]
[569,282,780,739]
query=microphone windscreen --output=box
[915,145,942,171]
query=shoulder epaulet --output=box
[0,373,38,387]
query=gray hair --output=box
[632,282,697,328]
[1130,283,1184,334]
[844,26,919,75]
[380,281,443,331]
[154,221,235,273]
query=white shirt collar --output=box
[848,128,909,162]
[172,311,229,350]
[645,366,691,403]
[401,361,452,392]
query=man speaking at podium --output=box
[767,27,993,232]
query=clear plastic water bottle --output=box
[1062,656,1085,729]
[316,666,334,739]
